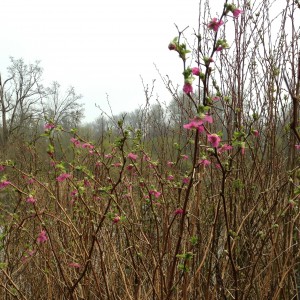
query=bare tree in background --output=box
[41,81,84,129]
[0,57,43,147]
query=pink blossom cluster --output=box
[56,173,71,182]
[0,180,11,189]
[128,153,138,161]
[44,123,55,130]
[26,196,36,204]
[208,18,224,32]
[149,190,161,198]
[113,215,121,224]
[175,208,184,215]
[183,114,213,133]
[37,230,48,243]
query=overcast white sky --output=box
[1,0,204,122]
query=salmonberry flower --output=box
[37,230,48,243]
[218,144,233,153]
[149,190,161,198]
[184,114,213,133]
[241,142,246,155]
[207,134,221,148]
[252,130,259,137]
[182,177,189,184]
[128,153,138,161]
[70,137,81,147]
[26,196,36,204]
[233,8,243,18]
[183,82,193,94]
[192,67,200,76]
[27,178,35,184]
[113,216,121,224]
[175,208,184,215]
[199,159,211,167]
[44,123,55,130]
[295,145,300,150]
[225,4,243,18]
[56,173,71,182]
[168,41,177,51]
[208,18,224,32]
[167,161,174,167]
[183,118,204,131]
[167,175,175,181]
[82,143,94,149]
[143,154,151,161]
[69,262,81,268]
[0,180,11,189]
[113,162,122,167]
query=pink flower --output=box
[50,160,56,167]
[167,175,175,181]
[218,144,233,153]
[27,178,35,184]
[208,18,224,32]
[212,96,220,101]
[207,134,221,148]
[183,83,193,94]
[70,137,81,147]
[168,42,177,51]
[113,162,122,167]
[295,145,300,150]
[128,153,138,161]
[175,208,184,215]
[56,173,71,182]
[69,262,81,268]
[233,8,243,18]
[167,161,174,167]
[182,177,189,184]
[0,180,11,189]
[143,155,151,161]
[202,114,213,124]
[183,114,213,132]
[70,190,78,197]
[252,130,259,137]
[27,249,35,257]
[104,154,113,158]
[150,190,161,198]
[192,67,200,76]
[126,164,134,171]
[181,154,189,160]
[183,118,204,131]
[37,230,48,243]
[82,143,94,149]
[84,179,91,187]
[216,46,223,52]
[44,123,55,130]
[0,165,5,172]
[26,196,36,204]
[199,159,211,167]
[113,216,121,223]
